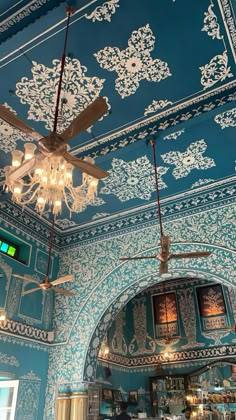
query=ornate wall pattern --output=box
[111,309,127,355]
[128,298,155,355]
[16,371,41,420]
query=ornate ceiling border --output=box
[59,176,236,247]
[73,82,236,159]
[0,176,235,245]
[0,0,65,44]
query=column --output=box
[70,391,88,420]
[56,393,71,420]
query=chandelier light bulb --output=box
[11,150,23,167]
[24,143,37,161]
[13,182,22,195]
[5,150,100,217]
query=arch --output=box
[59,243,236,382]
[44,242,236,420]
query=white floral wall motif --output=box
[111,309,127,355]
[144,99,173,116]
[161,139,215,179]
[178,288,205,349]
[16,375,41,420]
[94,24,171,98]
[214,107,236,128]
[200,51,233,89]
[0,103,33,153]
[44,204,236,419]
[85,0,120,22]
[100,156,168,201]
[202,3,222,40]
[129,298,155,355]
[15,57,108,132]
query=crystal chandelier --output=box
[4,143,99,216]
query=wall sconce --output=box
[0,308,7,321]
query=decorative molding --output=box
[73,83,236,158]
[0,332,49,352]
[0,0,49,34]
[217,0,236,62]
[59,179,236,246]
[99,344,236,367]
[0,319,53,343]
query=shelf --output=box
[157,389,185,393]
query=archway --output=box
[44,243,236,419]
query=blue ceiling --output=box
[0,0,235,232]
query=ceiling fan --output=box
[120,139,212,274]
[0,6,109,183]
[14,216,75,296]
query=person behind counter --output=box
[115,402,131,420]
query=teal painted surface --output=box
[0,333,49,420]
[0,219,58,331]
[105,280,236,358]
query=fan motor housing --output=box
[38,133,67,156]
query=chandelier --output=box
[4,143,99,216]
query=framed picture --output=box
[197,285,226,317]
[102,388,113,401]
[153,292,178,324]
[129,390,138,403]
[113,389,122,402]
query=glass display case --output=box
[150,375,187,418]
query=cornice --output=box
[0,318,53,345]
[99,344,236,368]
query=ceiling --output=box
[0,0,235,233]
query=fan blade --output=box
[60,97,108,142]
[51,274,73,286]
[63,152,108,179]
[120,256,157,261]
[8,154,44,181]
[0,104,42,141]
[160,261,168,274]
[22,287,41,295]
[13,274,39,284]
[52,286,75,296]
[169,251,212,259]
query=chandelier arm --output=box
[13,184,41,203]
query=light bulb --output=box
[37,196,45,204]
[104,346,110,355]
[13,182,22,195]
[0,309,6,321]
[11,150,23,167]
[24,143,36,161]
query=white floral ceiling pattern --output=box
[0,0,235,232]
